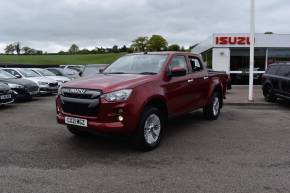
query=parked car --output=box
[30,68,71,85]
[2,68,59,94]
[46,68,80,80]
[56,52,229,150]
[60,65,84,73]
[0,82,14,105]
[0,69,39,100]
[262,63,290,102]
[79,64,108,77]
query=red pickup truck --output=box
[56,52,228,150]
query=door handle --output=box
[187,79,194,83]
[204,76,209,80]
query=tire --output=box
[263,85,277,102]
[203,92,222,120]
[67,126,88,136]
[134,106,165,151]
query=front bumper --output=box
[56,96,139,134]
[39,86,58,94]
[0,92,14,105]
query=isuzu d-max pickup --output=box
[56,52,229,150]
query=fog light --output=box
[118,115,124,122]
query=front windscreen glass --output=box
[38,69,56,76]
[103,55,167,74]
[0,70,16,79]
[18,69,40,77]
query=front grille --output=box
[61,99,100,117]
[0,97,13,104]
[28,86,39,92]
[60,88,101,117]
[62,89,101,99]
[49,83,58,87]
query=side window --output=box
[285,66,290,77]
[169,56,188,72]
[266,65,279,75]
[277,66,288,77]
[189,57,203,72]
[4,69,22,77]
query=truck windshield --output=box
[104,55,167,74]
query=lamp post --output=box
[249,0,255,101]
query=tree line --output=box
[3,34,191,55]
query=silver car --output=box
[2,68,59,94]
[30,68,71,85]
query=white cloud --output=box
[0,0,289,52]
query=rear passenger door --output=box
[187,56,210,108]
[280,65,290,97]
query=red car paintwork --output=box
[56,52,228,134]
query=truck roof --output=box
[128,51,200,57]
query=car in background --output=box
[0,69,39,100]
[60,65,84,73]
[30,68,71,85]
[79,64,108,77]
[0,82,14,105]
[2,68,59,94]
[46,68,80,80]
[262,63,290,102]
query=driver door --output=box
[163,55,194,116]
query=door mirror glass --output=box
[170,67,187,77]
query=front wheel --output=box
[134,107,165,151]
[263,85,277,102]
[203,92,222,120]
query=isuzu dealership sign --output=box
[215,36,250,46]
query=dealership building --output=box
[192,33,290,83]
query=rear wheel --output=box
[67,126,88,136]
[134,106,165,151]
[263,85,276,102]
[203,92,222,120]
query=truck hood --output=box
[63,74,155,93]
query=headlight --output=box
[38,81,48,85]
[7,83,24,89]
[102,89,133,102]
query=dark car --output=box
[79,64,108,77]
[46,68,80,80]
[0,69,39,100]
[262,63,290,102]
[0,82,14,105]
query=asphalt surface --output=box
[0,96,290,193]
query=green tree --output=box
[15,42,21,55]
[148,35,168,51]
[168,44,180,51]
[22,46,32,54]
[131,36,149,52]
[112,45,119,53]
[68,44,79,54]
[4,44,15,54]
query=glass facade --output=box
[268,48,290,65]
[201,49,212,69]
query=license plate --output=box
[0,94,11,100]
[29,91,38,95]
[65,117,87,127]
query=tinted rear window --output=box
[266,65,279,75]
[277,65,290,77]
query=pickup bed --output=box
[56,52,228,150]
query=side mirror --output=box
[14,74,22,78]
[79,71,83,77]
[169,67,187,77]
[99,68,105,73]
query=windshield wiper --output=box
[105,72,126,74]
[138,72,157,75]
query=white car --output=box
[2,68,59,94]
[30,68,71,85]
